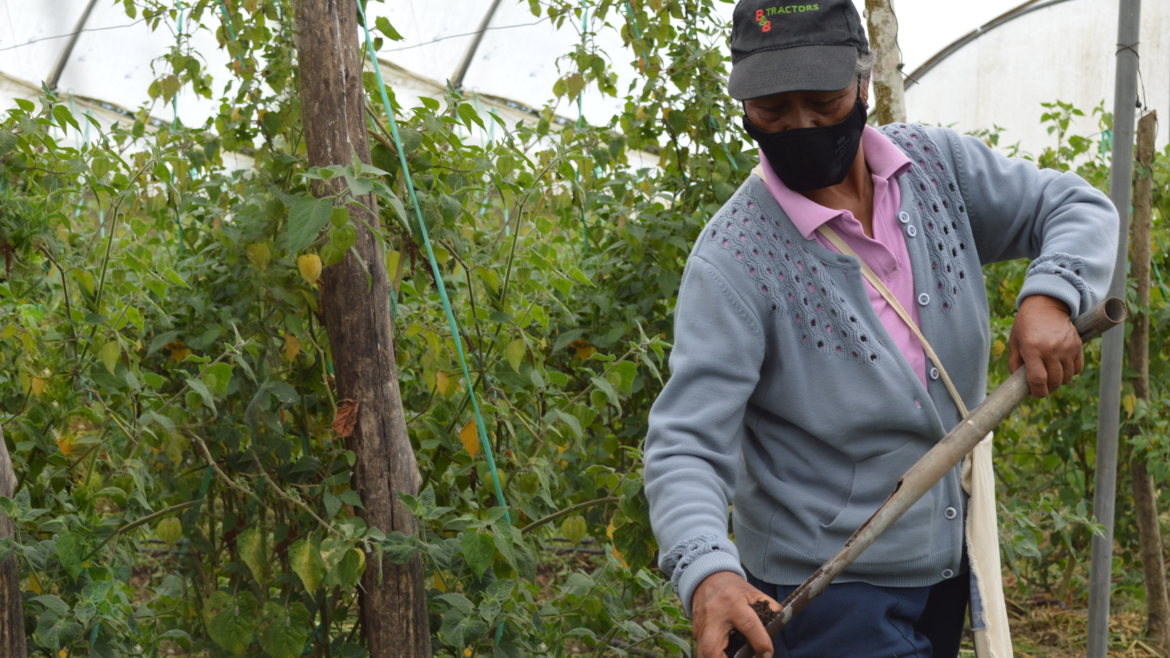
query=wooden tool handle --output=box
[728,297,1125,658]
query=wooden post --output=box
[1128,110,1169,653]
[0,425,26,658]
[293,2,430,656]
[864,0,906,125]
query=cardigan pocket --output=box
[815,440,936,561]
[816,462,856,529]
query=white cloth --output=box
[963,433,1013,658]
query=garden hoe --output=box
[726,297,1127,658]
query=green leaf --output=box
[328,548,365,588]
[289,538,328,592]
[186,378,215,413]
[375,16,404,41]
[287,197,333,253]
[505,339,525,372]
[100,341,120,374]
[613,522,655,574]
[344,172,373,197]
[237,528,268,584]
[565,73,585,101]
[162,268,190,288]
[266,381,300,405]
[55,533,84,579]
[610,361,638,393]
[457,103,485,131]
[590,376,620,407]
[491,522,516,567]
[324,492,342,519]
[567,266,593,285]
[148,330,181,355]
[259,602,311,658]
[204,591,259,656]
[73,269,95,295]
[459,531,495,579]
[52,105,79,135]
[440,605,487,649]
[0,131,17,158]
[203,362,232,395]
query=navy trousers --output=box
[745,570,970,658]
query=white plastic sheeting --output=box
[3,0,1154,158]
[904,0,1170,154]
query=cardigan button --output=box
[918,293,931,306]
[906,224,918,237]
[930,367,940,381]
[945,507,958,519]
[898,211,910,224]
[942,569,955,579]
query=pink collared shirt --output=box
[758,125,927,387]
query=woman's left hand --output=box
[1008,295,1084,398]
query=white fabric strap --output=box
[815,225,969,417]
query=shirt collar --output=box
[759,125,913,240]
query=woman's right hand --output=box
[692,572,782,658]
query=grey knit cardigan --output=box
[644,124,1118,616]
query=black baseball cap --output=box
[728,0,869,100]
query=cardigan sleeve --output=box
[644,254,763,616]
[926,127,1118,317]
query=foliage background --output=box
[0,1,1166,657]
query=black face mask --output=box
[742,94,868,192]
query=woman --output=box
[643,1,1119,657]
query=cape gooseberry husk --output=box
[298,254,322,286]
[247,242,271,272]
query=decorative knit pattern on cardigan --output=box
[881,123,971,313]
[662,534,729,596]
[707,192,882,364]
[1026,252,1093,313]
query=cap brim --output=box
[728,44,858,100]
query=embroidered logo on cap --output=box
[755,9,772,32]
[756,2,822,31]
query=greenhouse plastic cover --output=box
[1,0,1163,155]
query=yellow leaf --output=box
[571,339,596,361]
[284,334,302,362]
[59,650,67,658]
[28,574,42,594]
[464,648,473,658]
[1123,393,1137,416]
[31,376,47,397]
[166,341,192,363]
[460,420,480,459]
[433,572,448,592]
[606,522,616,539]
[611,545,629,569]
[56,432,76,458]
[435,371,451,396]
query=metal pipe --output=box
[450,0,504,90]
[730,298,1126,658]
[1087,1,1143,655]
[46,0,100,90]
